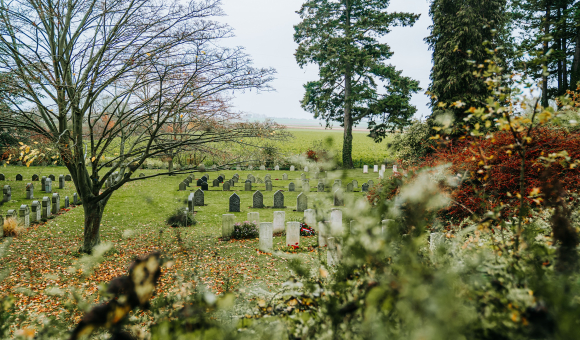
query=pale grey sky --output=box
[219,0,433,121]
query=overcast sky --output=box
[219,0,433,121]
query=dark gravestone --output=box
[297,193,307,212]
[64,196,70,208]
[212,179,220,187]
[229,193,241,212]
[346,183,353,192]
[217,176,224,183]
[3,185,11,202]
[273,190,284,209]
[229,179,235,187]
[16,174,23,181]
[59,175,65,189]
[244,180,252,191]
[51,193,60,214]
[196,179,203,186]
[0,174,5,181]
[318,182,325,192]
[139,173,146,178]
[223,182,231,191]
[368,180,375,187]
[32,174,39,181]
[194,189,204,206]
[253,191,264,208]
[188,193,194,212]
[65,174,72,181]
[73,193,80,205]
[289,183,295,192]
[179,182,186,191]
[334,189,344,206]
[265,181,273,191]
[41,176,46,191]
[49,174,55,181]
[201,182,209,191]
[362,183,369,192]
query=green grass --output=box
[0,165,389,322]
[272,128,394,166]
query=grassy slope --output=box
[0,165,390,323]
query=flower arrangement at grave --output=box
[231,221,259,239]
[299,223,316,236]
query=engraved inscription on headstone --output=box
[273,190,284,208]
[253,190,264,209]
[229,193,240,212]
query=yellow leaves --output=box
[474,123,480,130]
[91,157,96,162]
[538,110,552,124]
[429,134,440,140]
[18,142,23,146]
[437,102,447,108]
[529,188,541,197]
[485,120,491,128]
[468,107,477,113]
[452,100,465,108]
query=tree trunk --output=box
[81,197,111,253]
[572,26,580,90]
[342,0,354,169]
[168,158,174,174]
[562,3,568,90]
[542,1,551,108]
[557,7,562,94]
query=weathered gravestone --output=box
[45,178,52,193]
[213,179,221,187]
[334,189,344,206]
[273,190,284,208]
[314,172,319,179]
[196,179,204,186]
[286,222,301,246]
[32,174,39,181]
[352,180,358,188]
[3,185,11,202]
[304,166,309,172]
[229,179,235,187]
[256,177,263,184]
[368,180,374,187]
[19,205,30,228]
[334,179,342,187]
[300,173,306,181]
[65,174,72,181]
[244,180,252,191]
[259,222,273,252]
[229,193,240,212]
[283,173,288,180]
[346,183,353,192]
[201,182,209,191]
[223,182,231,191]
[16,174,23,181]
[42,197,51,218]
[49,174,55,181]
[275,165,280,171]
[273,211,285,233]
[288,182,295,191]
[64,196,70,208]
[265,181,272,191]
[232,176,238,183]
[0,174,5,181]
[260,165,266,171]
[362,183,369,192]
[31,201,41,222]
[264,174,271,181]
[381,164,386,172]
[379,170,385,179]
[302,181,310,193]
[73,193,79,205]
[41,177,46,191]
[331,209,343,234]
[318,221,328,247]
[290,165,295,171]
[194,189,204,206]
[59,175,65,189]
[317,182,325,192]
[6,210,16,222]
[139,173,146,178]
[26,183,33,199]
[393,164,398,172]
[253,191,264,209]
[179,182,186,191]
[222,214,235,238]
[296,193,307,212]
[51,193,60,214]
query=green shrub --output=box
[388,120,435,166]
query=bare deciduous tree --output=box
[0,0,279,253]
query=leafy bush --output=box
[388,120,435,166]
[166,208,196,227]
[231,221,259,239]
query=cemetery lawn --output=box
[0,166,389,325]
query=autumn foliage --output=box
[417,128,580,220]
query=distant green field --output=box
[273,128,394,166]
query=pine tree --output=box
[294,0,420,168]
[426,0,511,126]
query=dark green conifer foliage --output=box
[294,0,420,168]
[426,0,510,126]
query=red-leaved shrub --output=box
[418,128,580,220]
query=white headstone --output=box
[304,209,316,226]
[247,212,260,225]
[286,222,301,247]
[330,209,343,235]
[222,214,235,238]
[259,222,273,252]
[304,166,308,172]
[273,211,285,233]
[290,165,295,172]
[275,165,280,171]
[379,170,384,179]
[373,165,379,173]
[363,165,368,174]
[318,221,327,247]
[393,164,398,172]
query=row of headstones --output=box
[178,173,237,191]
[363,164,397,175]
[220,208,345,253]
[226,188,348,213]
[0,174,72,183]
[1,193,80,235]
[243,178,374,193]
[233,165,313,172]
[2,178,76,201]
